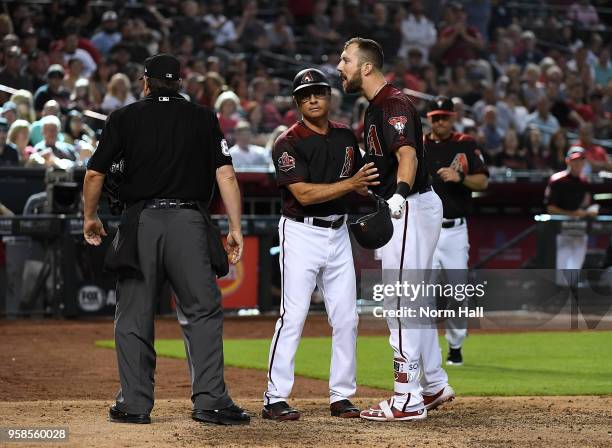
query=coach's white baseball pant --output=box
[378,190,449,410]
[432,221,469,349]
[264,216,358,406]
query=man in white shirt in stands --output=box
[525,95,560,147]
[399,0,437,61]
[228,121,270,169]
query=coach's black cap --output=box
[427,96,455,117]
[142,54,181,81]
[292,68,330,95]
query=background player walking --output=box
[425,96,489,366]
[337,38,455,422]
[263,68,379,421]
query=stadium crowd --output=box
[0,0,610,176]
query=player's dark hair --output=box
[147,77,181,92]
[343,37,384,70]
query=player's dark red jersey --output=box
[425,132,489,219]
[363,84,428,200]
[273,120,362,218]
[544,171,591,211]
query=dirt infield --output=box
[0,317,611,447]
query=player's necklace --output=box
[372,82,388,99]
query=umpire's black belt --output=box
[289,215,346,229]
[144,198,199,210]
[442,217,465,228]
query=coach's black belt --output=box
[442,217,465,228]
[408,185,432,196]
[144,199,199,210]
[290,216,346,229]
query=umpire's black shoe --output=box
[192,404,250,425]
[262,401,300,421]
[109,405,151,424]
[330,399,360,418]
[446,347,463,366]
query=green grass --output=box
[96,331,612,396]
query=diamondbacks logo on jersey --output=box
[221,139,230,156]
[301,72,314,83]
[278,151,296,172]
[339,146,355,178]
[450,153,468,173]
[367,125,383,157]
[388,116,407,134]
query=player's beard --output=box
[344,71,363,94]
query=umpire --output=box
[83,54,249,425]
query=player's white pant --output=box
[378,190,448,410]
[555,233,588,286]
[432,220,469,349]
[264,216,358,406]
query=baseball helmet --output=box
[427,96,455,117]
[349,192,393,249]
[292,68,330,95]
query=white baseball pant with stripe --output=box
[264,216,358,405]
[378,190,449,411]
[432,219,469,349]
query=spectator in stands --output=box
[478,105,504,157]
[63,110,94,146]
[1,101,16,127]
[10,90,36,123]
[307,0,341,57]
[434,2,484,67]
[29,100,62,146]
[264,124,288,160]
[7,119,35,164]
[568,0,600,29]
[549,128,571,171]
[33,64,69,114]
[203,0,238,49]
[228,120,269,169]
[473,82,515,133]
[101,73,136,113]
[266,13,295,55]
[575,122,612,173]
[0,46,30,92]
[62,25,97,78]
[91,11,122,57]
[0,117,18,166]
[69,78,94,111]
[521,63,544,110]
[215,90,241,142]
[526,95,560,147]
[495,128,530,170]
[490,38,515,79]
[171,0,207,49]
[516,31,543,67]
[89,59,112,109]
[235,0,268,53]
[504,92,529,134]
[566,81,594,123]
[196,34,231,75]
[594,47,612,88]
[202,71,225,109]
[365,4,398,62]
[64,58,84,93]
[399,0,437,61]
[33,115,76,163]
[451,97,475,133]
[22,50,49,93]
[590,90,611,139]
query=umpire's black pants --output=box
[114,208,232,414]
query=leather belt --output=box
[442,217,465,228]
[144,198,198,210]
[289,216,346,229]
[408,185,432,196]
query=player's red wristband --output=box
[396,182,410,199]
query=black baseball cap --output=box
[142,54,181,81]
[292,68,330,95]
[427,96,455,117]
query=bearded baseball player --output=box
[263,68,379,421]
[425,96,489,366]
[337,37,455,422]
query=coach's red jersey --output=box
[363,84,429,200]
